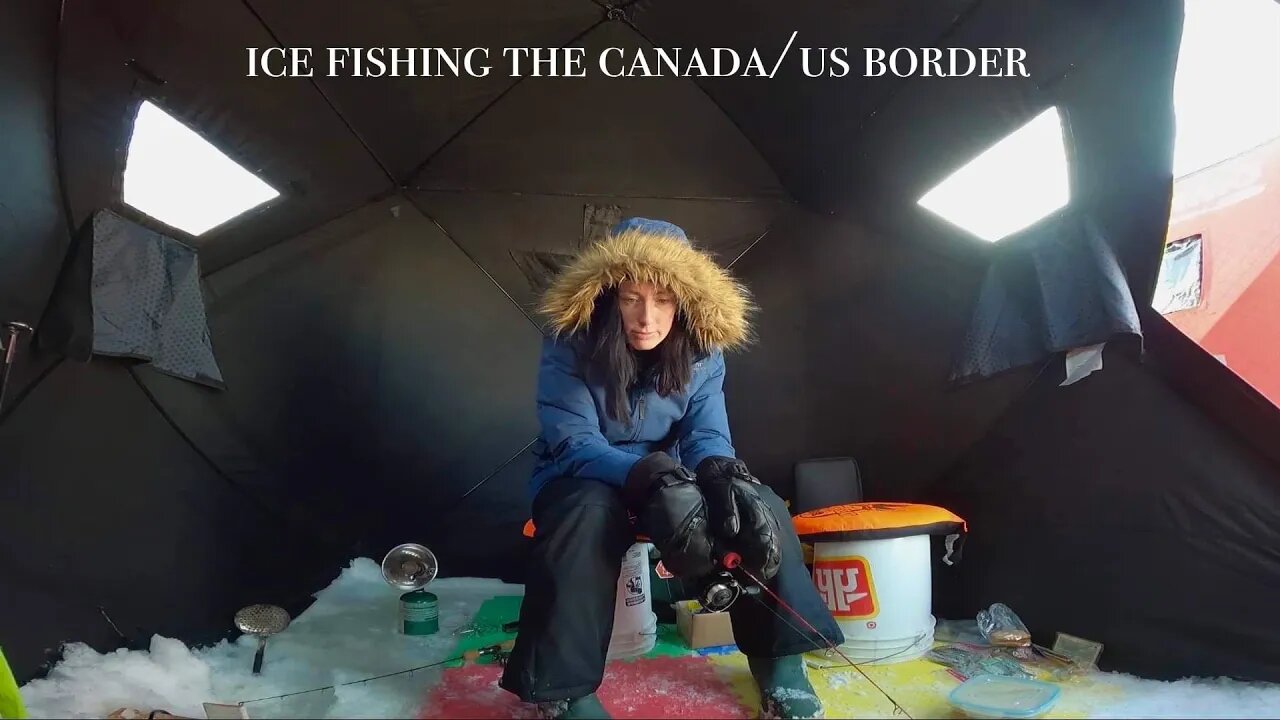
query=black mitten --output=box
[623,452,715,579]
[695,457,783,581]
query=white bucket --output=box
[607,542,657,659]
[811,534,935,664]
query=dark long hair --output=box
[582,288,696,424]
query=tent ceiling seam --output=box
[849,0,985,141]
[448,436,538,510]
[616,10,792,279]
[239,0,399,188]
[10,1,75,429]
[398,17,608,187]
[399,194,544,331]
[50,0,75,242]
[591,0,644,17]
[124,365,352,558]
[618,13,796,207]
[202,187,401,276]
[0,357,63,427]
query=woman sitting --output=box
[500,217,842,719]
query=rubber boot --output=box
[748,654,824,719]
[535,693,612,719]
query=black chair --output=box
[791,457,863,515]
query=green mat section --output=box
[649,623,693,658]
[446,595,522,667]
[446,595,695,668]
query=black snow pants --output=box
[499,476,844,703]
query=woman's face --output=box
[618,280,676,350]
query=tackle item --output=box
[697,551,761,613]
[0,321,32,415]
[233,604,291,675]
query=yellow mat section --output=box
[706,647,1130,718]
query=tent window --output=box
[1152,235,1203,314]
[1158,0,1280,410]
[916,106,1070,243]
[121,100,280,236]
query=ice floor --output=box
[20,559,519,719]
[18,558,1280,719]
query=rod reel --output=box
[696,551,761,613]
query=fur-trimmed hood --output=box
[538,218,754,352]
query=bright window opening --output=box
[122,100,280,236]
[1156,0,1280,409]
[916,106,1070,243]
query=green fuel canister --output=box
[400,589,439,636]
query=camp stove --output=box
[382,543,441,635]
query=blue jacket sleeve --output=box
[536,337,640,486]
[677,351,737,472]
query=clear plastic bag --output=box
[928,645,1032,680]
[977,602,1032,647]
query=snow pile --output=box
[20,558,523,719]
[1084,674,1280,719]
[933,618,1280,718]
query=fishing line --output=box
[236,652,465,706]
[736,565,913,719]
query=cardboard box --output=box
[674,600,736,650]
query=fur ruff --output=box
[538,226,754,352]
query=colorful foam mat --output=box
[420,597,1129,718]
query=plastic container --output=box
[607,542,657,659]
[810,534,935,663]
[948,675,1061,719]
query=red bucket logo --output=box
[812,555,878,619]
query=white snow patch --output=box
[1081,673,1280,719]
[20,558,522,719]
[826,671,853,689]
[767,687,818,702]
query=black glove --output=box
[623,452,715,579]
[695,457,783,581]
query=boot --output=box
[535,693,612,719]
[748,654,824,719]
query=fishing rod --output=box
[716,551,913,719]
[236,640,514,707]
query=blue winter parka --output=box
[528,217,755,502]
[528,335,735,500]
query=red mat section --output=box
[420,655,752,718]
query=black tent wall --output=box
[722,207,1039,501]
[2,0,1278,688]
[932,329,1280,682]
[0,0,68,419]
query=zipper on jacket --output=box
[630,395,646,441]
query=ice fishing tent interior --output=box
[3,0,1280,717]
